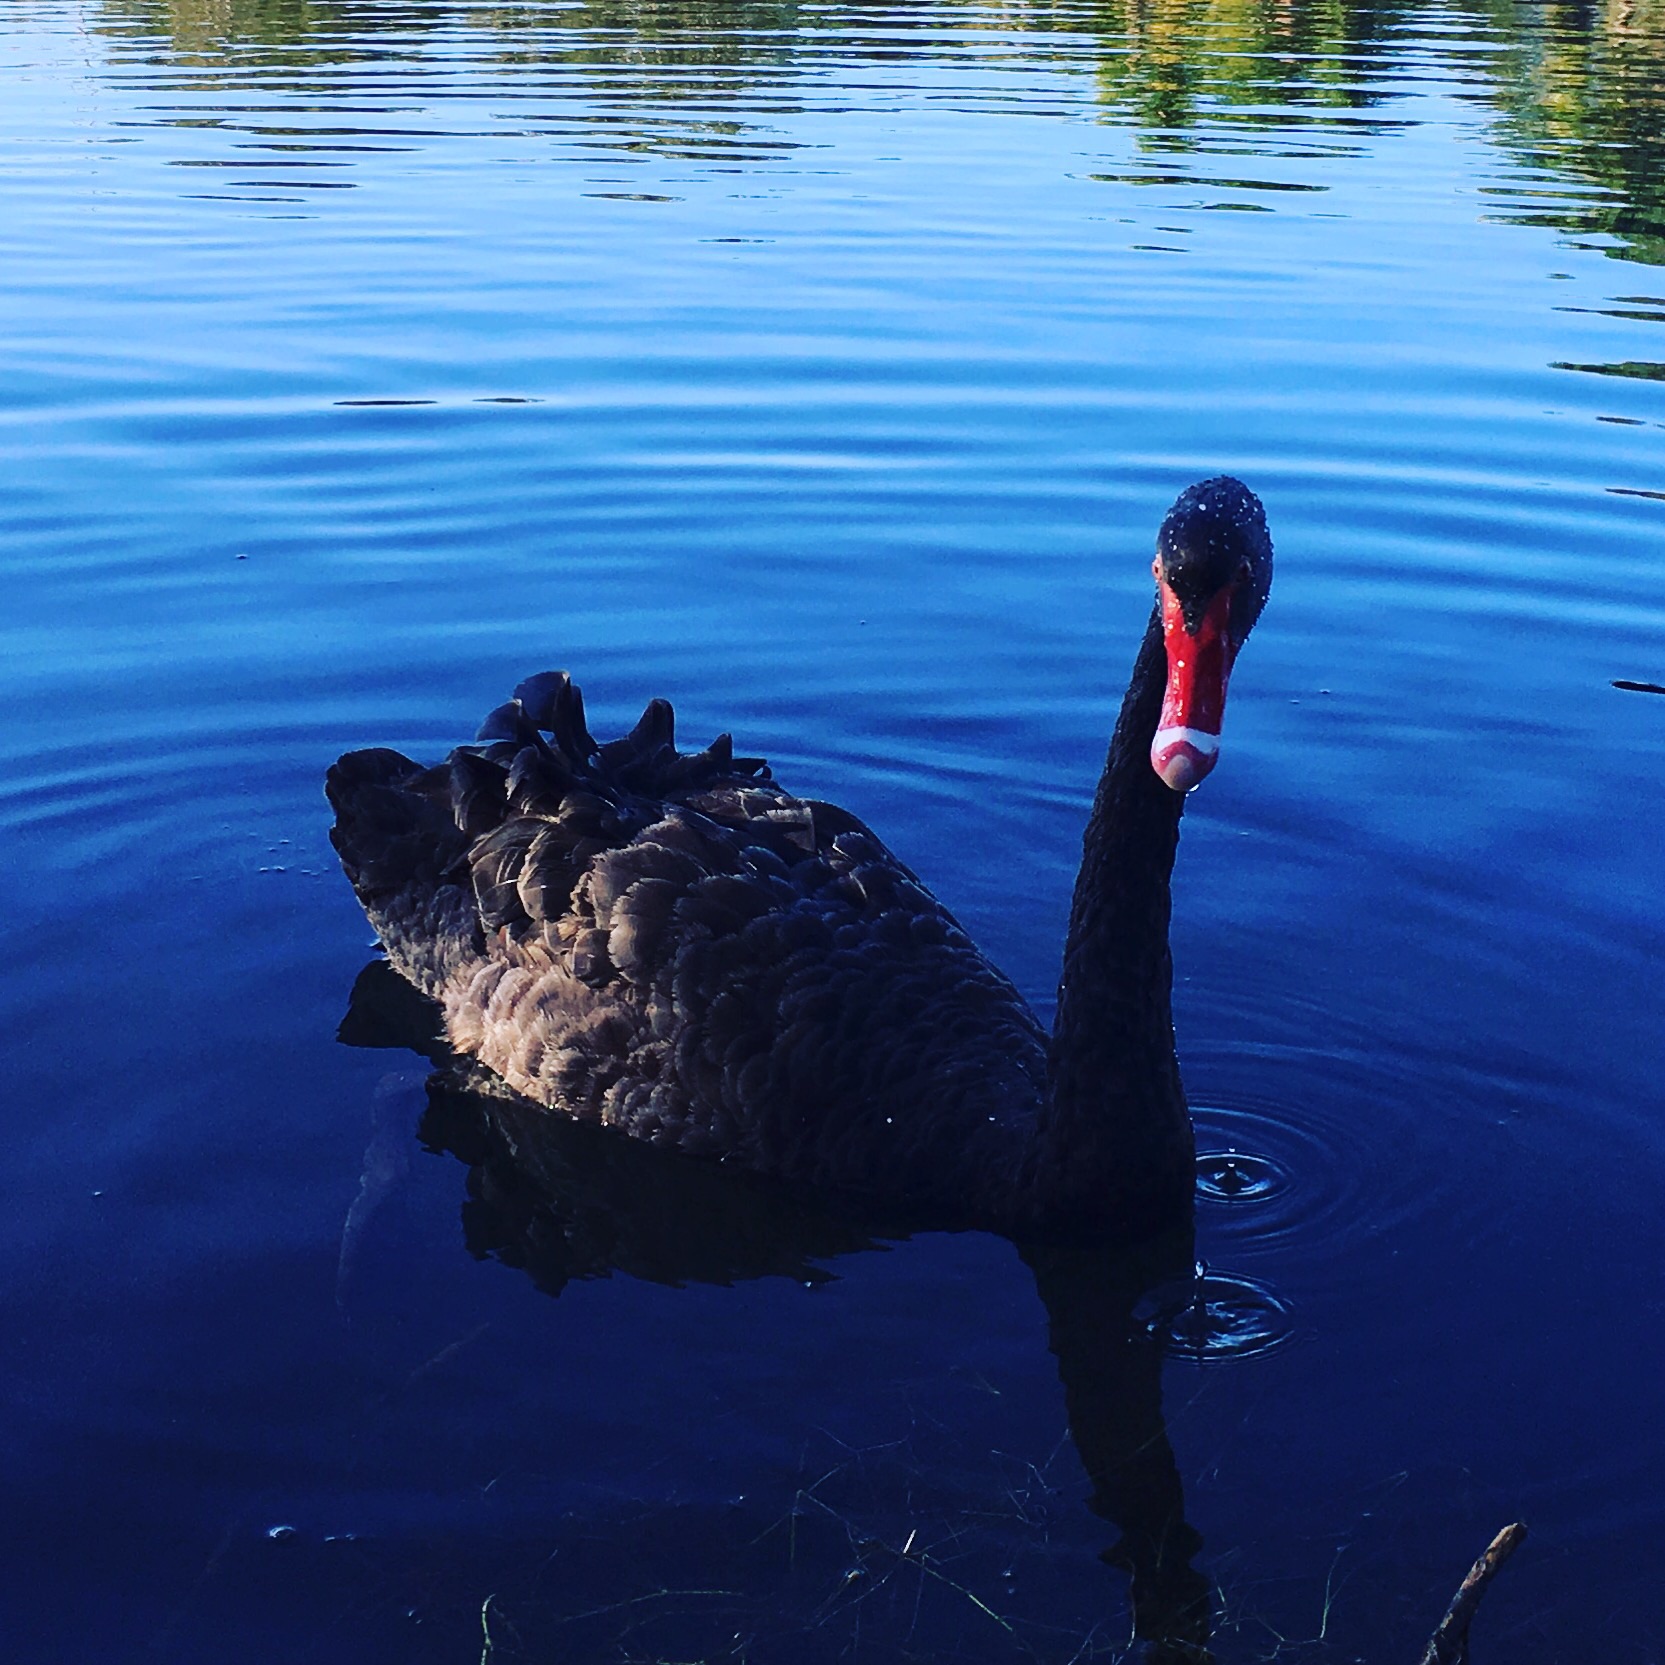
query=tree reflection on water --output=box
[98,0,1665,268]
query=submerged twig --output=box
[404,1321,491,1389]
[1417,1522,1526,1665]
[1613,679,1665,695]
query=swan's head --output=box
[1149,476,1273,793]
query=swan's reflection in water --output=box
[1019,1243,1211,1660]
[342,959,1212,1661]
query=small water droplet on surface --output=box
[1196,1149,1284,1204]
[1135,1269,1293,1361]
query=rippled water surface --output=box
[4,1,1663,1660]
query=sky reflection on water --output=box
[1,1,1663,1661]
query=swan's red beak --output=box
[1151,580,1237,793]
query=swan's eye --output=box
[1152,557,1162,581]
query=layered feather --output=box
[327,672,1047,1223]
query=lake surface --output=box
[2,1,1662,1659]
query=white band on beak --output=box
[1152,726,1220,757]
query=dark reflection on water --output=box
[343,958,1214,1661]
[4,0,1665,1660]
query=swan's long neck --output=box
[1029,607,1195,1238]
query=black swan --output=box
[327,476,1273,1245]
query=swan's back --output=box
[327,672,1046,1216]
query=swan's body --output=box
[328,479,1272,1244]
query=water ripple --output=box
[1186,1061,1476,1272]
[1136,1267,1296,1362]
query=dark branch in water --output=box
[1613,679,1665,695]
[1417,1522,1526,1665]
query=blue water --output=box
[3,2,1663,1660]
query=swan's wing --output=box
[328,674,1047,1207]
